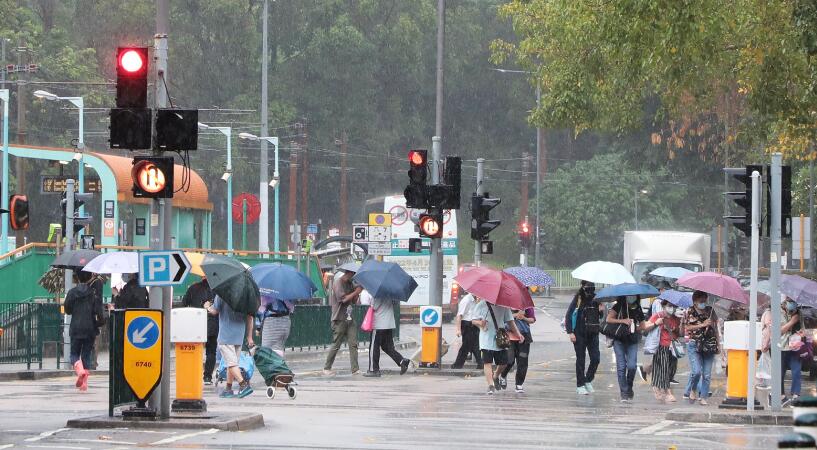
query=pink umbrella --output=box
[453,266,534,310]
[676,271,748,304]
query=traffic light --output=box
[9,195,29,230]
[440,156,461,209]
[61,192,93,236]
[765,165,792,237]
[110,108,151,150]
[156,109,198,151]
[724,165,761,236]
[404,150,428,208]
[518,220,531,248]
[132,156,174,199]
[471,192,501,240]
[111,47,151,150]
[418,212,443,239]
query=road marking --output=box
[0,445,14,449]
[26,446,89,450]
[149,429,219,446]
[54,439,137,446]
[24,429,70,442]
[633,419,674,435]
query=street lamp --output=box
[239,132,280,254]
[198,122,234,252]
[635,189,649,230]
[0,89,9,255]
[33,90,85,220]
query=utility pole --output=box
[300,120,308,228]
[770,153,783,411]
[287,141,299,250]
[15,40,28,248]
[809,157,814,272]
[429,0,445,308]
[259,0,270,255]
[535,85,543,268]
[62,179,75,370]
[339,131,348,234]
[520,152,529,221]
[747,169,761,411]
[474,158,484,267]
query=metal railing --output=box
[283,305,400,350]
[0,302,62,369]
[546,269,582,290]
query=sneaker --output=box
[637,366,647,382]
[670,379,680,385]
[363,371,382,377]
[204,378,213,386]
[576,386,589,395]
[621,397,631,403]
[683,393,690,400]
[237,384,253,398]
[499,376,508,390]
[699,398,708,406]
[493,377,502,391]
[219,389,235,398]
[400,359,410,375]
[487,386,496,395]
[351,370,360,375]
[584,382,594,393]
[515,385,525,394]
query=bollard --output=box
[419,306,442,368]
[170,307,207,412]
[719,320,762,409]
[778,432,816,449]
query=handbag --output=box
[487,303,511,349]
[797,314,813,365]
[664,317,686,359]
[360,305,375,332]
[695,309,720,355]
[600,304,633,340]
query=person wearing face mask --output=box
[644,300,684,402]
[606,295,647,402]
[683,291,720,405]
[780,298,804,403]
[565,280,602,395]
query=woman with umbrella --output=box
[780,297,805,403]
[683,291,720,405]
[565,281,602,395]
[606,295,647,402]
[643,298,684,402]
[360,288,411,377]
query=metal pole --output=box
[534,85,542,269]
[429,0,445,308]
[634,189,638,230]
[724,170,730,272]
[0,40,5,90]
[226,134,233,253]
[801,213,805,272]
[770,153,783,411]
[0,90,8,256]
[474,158,484,267]
[242,199,248,250]
[76,99,85,223]
[259,0,270,255]
[273,138,280,253]
[62,179,75,370]
[747,170,760,411]
[809,158,814,272]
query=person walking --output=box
[182,277,217,384]
[638,282,669,382]
[205,296,254,398]
[323,269,363,375]
[607,296,646,402]
[683,290,720,405]
[473,300,524,395]
[565,280,602,395]
[780,298,804,404]
[115,273,149,309]
[258,294,293,358]
[451,293,483,369]
[500,307,536,393]
[64,270,103,391]
[362,290,410,377]
[645,300,683,402]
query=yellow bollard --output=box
[171,308,208,412]
[721,320,762,408]
[419,306,442,368]
[174,342,204,400]
[726,349,749,399]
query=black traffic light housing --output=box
[9,195,29,230]
[405,150,428,208]
[724,165,762,236]
[418,212,443,239]
[471,192,501,240]
[156,109,198,151]
[111,47,151,150]
[132,156,175,199]
[110,108,152,149]
[766,165,792,238]
[518,220,532,248]
[61,192,93,236]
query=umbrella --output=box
[649,267,693,280]
[594,283,659,301]
[676,271,748,304]
[51,249,101,269]
[338,261,361,273]
[658,290,693,308]
[453,266,534,310]
[250,263,317,301]
[201,254,259,315]
[571,261,635,285]
[83,251,139,274]
[186,251,207,277]
[780,274,817,308]
[352,259,418,302]
[503,266,554,287]
[38,267,64,294]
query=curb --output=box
[66,412,264,431]
[666,408,793,426]
[0,369,110,382]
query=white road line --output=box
[26,446,89,450]
[0,444,14,449]
[633,419,675,435]
[24,429,70,442]
[54,439,137,446]
[149,428,219,446]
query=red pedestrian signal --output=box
[132,156,175,199]
[9,195,29,230]
[418,213,442,239]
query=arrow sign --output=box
[138,250,192,287]
[131,321,154,344]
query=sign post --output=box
[419,306,442,368]
[122,309,163,418]
[138,250,191,287]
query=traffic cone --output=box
[74,360,88,391]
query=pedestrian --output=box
[780,297,804,404]
[87,273,106,370]
[683,290,720,405]
[323,269,363,376]
[182,277,217,384]
[472,300,524,395]
[451,292,483,369]
[756,307,773,390]
[205,296,254,398]
[644,300,683,402]
[64,270,104,391]
[500,307,536,393]
[115,273,149,309]
[638,281,669,382]
[258,293,293,358]
[361,289,410,377]
[606,296,646,402]
[565,280,602,395]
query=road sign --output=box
[138,251,191,287]
[369,213,392,227]
[352,223,368,243]
[369,225,391,242]
[306,223,318,234]
[389,205,408,225]
[420,306,442,328]
[367,242,392,256]
[123,309,163,401]
[792,216,812,260]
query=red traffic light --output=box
[418,213,442,239]
[119,49,144,73]
[409,150,427,166]
[117,47,148,76]
[519,222,530,234]
[132,156,175,198]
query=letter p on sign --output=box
[149,257,167,281]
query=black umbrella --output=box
[201,254,260,315]
[51,249,101,269]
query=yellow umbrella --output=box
[185,252,207,277]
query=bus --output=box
[364,195,458,309]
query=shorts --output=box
[481,349,508,366]
[218,344,241,367]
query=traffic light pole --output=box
[62,179,75,369]
[770,153,784,411]
[428,0,445,309]
[747,169,760,411]
[474,158,484,267]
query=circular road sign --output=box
[389,205,408,225]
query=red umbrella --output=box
[676,271,748,304]
[453,266,534,310]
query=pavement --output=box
[0,295,791,448]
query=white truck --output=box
[623,230,711,283]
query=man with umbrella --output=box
[205,296,255,398]
[323,264,363,376]
[182,277,217,384]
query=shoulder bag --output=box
[665,317,686,359]
[600,305,632,340]
[487,303,511,349]
[695,308,720,355]
[797,312,813,365]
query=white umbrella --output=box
[571,261,636,285]
[83,251,139,274]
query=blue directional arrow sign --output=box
[126,316,160,350]
[420,306,442,328]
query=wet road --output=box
[0,295,786,449]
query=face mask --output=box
[583,286,595,295]
[664,306,676,315]
[696,302,707,309]
[786,302,797,312]
[626,296,638,305]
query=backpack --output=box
[580,297,601,334]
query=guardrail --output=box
[283,304,400,350]
[547,269,581,290]
[0,302,62,369]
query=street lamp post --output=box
[0,89,8,255]
[198,123,233,252]
[239,132,280,253]
[634,188,648,230]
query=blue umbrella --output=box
[352,259,418,302]
[249,263,317,302]
[503,266,554,287]
[650,267,693,280]
[658,290,693,308]
[594,283,659,301]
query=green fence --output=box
[284,305,400,350]
[0,302,62,368]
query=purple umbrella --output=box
[657,290,693,308]
[780,274,817,308]
[676,272,748,304]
